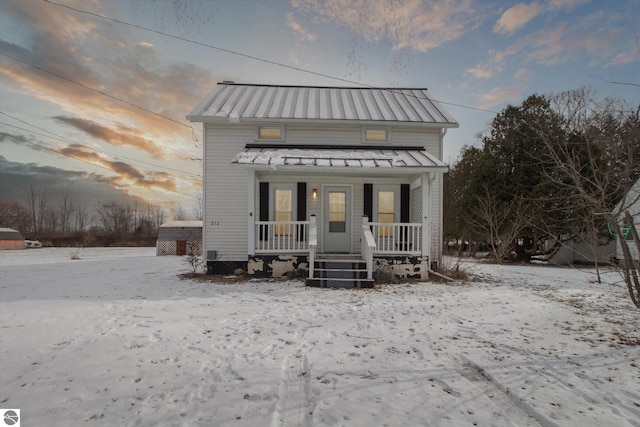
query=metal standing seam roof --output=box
[188,83,458,125]
[232,147,447,170]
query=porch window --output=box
[274,188,292,235]
[377,190,395,237]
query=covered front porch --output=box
[251,215,429,286]
[234,145,446,286]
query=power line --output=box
[41,0,498,115]
[0,111,201,177]
[0,122,199,199]
[0,52,202,141]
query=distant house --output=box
[187,82,458,287]
[615,178,640,264]
[0,228,24,250]
[547,236,615,266]
[156,221,203,256]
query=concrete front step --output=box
[314,260,367,270]
[306,277,375,289]
[307,258,373,288]
[314,268,368,279]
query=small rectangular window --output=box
[364,128,388,142]
[258,126,283,140]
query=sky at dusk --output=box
[0,0,638,216]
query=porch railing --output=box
[368,222,422,255]
[255,221,310,253]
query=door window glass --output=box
[329,191,346,232]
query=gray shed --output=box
[156,221,203,256]
[0,228,25,250]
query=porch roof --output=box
[231,146,447,172]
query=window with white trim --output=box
[258,125,284,140]
[363,127,389,143]
[374,186,399,237]
[271,185,295,235]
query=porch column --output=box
[247,169,256,256]
[421,172,431,260]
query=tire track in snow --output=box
[271,354,311,427]
[451,355,560,427]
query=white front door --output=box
[323,186,351,253]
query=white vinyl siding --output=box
[202,122,444,263]
[203,124,253,261]
[281,126,441,149]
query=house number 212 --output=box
[210,221,220,226]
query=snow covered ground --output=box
[0,248,638,427]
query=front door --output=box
[323,186,351,253]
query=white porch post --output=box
[421,173,431,261]
[247,169,255,256]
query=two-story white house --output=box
[187,82,458,287]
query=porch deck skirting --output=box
[243,254,430,280]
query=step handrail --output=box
[308,215,317,279]
[361,217,376,280]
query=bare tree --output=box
[97,202,134,237]
[0,201,31,234]
[26,184,49,235]
[465,185,534,263]
[73,203,91,233]
[153,205,167,231]
[192,194,203,221]
[58,187,73,235]
[538,89,640,308]
[172,204,188,221]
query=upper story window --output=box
[363,128,389,143]
[258,125,284,141]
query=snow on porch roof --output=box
[231,147,447,171]
[187,82,458,126]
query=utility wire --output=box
[41,0,498,115]
[0,122,199,199]
[0,52,202,141]
[0,111,201,177]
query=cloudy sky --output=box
[0,0,638,215]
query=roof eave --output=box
[186,115,459,128]
[232,163,448,175]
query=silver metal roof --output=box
[232,147,447,171]
[188,83,458,126]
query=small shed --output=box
[156,221,203,256]
[0,228,25,250]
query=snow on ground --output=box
[0,248,638,427]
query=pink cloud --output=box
[494,2,541,35]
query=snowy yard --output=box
[0,248,638,427]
